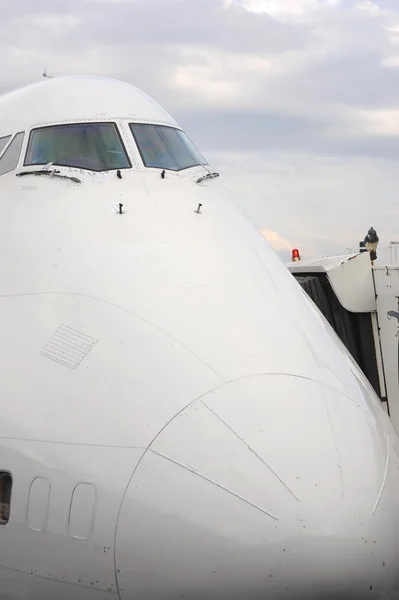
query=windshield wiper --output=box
[16,169,81,184]
[196,171,219,184]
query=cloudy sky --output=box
[2,0,399,259]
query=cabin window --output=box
[28,477,51,532]
[68,483,97,540]
[0,132,24,176]
[130,123,207,172]
[0,471,12,525]
[24,122,131,172]
[0,135,11,156]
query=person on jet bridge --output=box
[364,227,379,264]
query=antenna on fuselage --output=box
[43,68,53,79]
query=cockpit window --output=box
[129,124,207,172]
[0,132,24,176]
[24,123,131,172]
[0,136,11,156]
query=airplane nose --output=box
[115,374,399,599]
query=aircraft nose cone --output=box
[115,374,399,599]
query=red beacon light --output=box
[291,248,301,262]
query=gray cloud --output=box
[85,0,311,53]
[0,0,311,54]
[180,109,328,153]
[181,108,399,161]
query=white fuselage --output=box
[1,77,399,599]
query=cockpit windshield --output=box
[24,123,131,172]
[130,124,207,172]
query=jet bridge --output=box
[287,251,399,431]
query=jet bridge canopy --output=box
[287,252,376,313]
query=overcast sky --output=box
[2,0,399,259]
